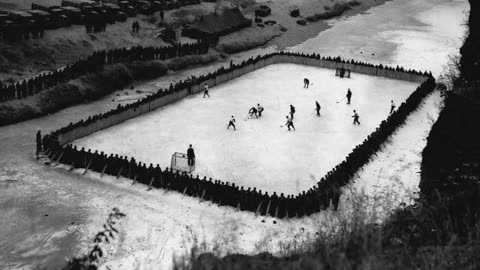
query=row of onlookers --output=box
[0,0,201,41]
[39,52,436,218]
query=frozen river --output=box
[289,0,467,77]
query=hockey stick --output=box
[336,97,346,103]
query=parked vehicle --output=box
[8,11,34,24]
[103,3,128,22]
[0,10,9,26]
[26,9,53,29]
[49,7,72,27]
[60,6,85,24]
[32,3,72,27]
[61,0,95,12]
[131,0,152,15]
[118,1,137,17]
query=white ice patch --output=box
[74,64,418,195]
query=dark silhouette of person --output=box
[346,88,352,105]
[36,130,42,155]
[304,78,310,88]
[390,100,396,114]
[187,144,195,167]
[352,110,360,125]
[315,101,321,117]
[227,115,236,130]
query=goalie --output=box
[335,67,351,78]
[187,144,195,167]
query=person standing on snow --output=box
[315,101,321,117]
[352,110,360,125]
[187,144,195,167]
[346,88,352,105]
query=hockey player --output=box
[187,144,195,167]
[390,100,396,114]
[249,107,258,118]
[290,104,296,119]
[203,83,210,98]
[315,101,321,117]
[227,115,236,130]
[36,130,42,155]
[304,78,310,88]
[257,103,264,117]
[352,110,360,125]
[285,115,295,131]
[346,88,352,105]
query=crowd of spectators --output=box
[39,51,436,218]
[0,41,211,102]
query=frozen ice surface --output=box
[74,64,419,195]
[289,0,468,76]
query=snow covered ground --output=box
[74,64,418,195]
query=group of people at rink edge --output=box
[39,134,344,216]
[0,42,212,102]
[35,49,436,218]
[201,77,397,132]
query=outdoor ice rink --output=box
[74,63,419,195]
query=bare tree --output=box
[439,53,461,91]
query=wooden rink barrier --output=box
[43,52,437,218]
[57,53,427,146]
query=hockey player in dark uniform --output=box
[390,100,396,114]
[36,130,42,155]
[303,78,310,88]
[227,115,236,130]
[290,105,296,119]
[187,144,195,167]
[285,115,295,131]
[346,88,352,105]
[249,107,258,118]
[257,104,264,117]
[315,101,321,117]
[203,83,210,98]
[352,110,360,125]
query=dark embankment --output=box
[459,0,480,84]
[382,0,480,266]
[414,0,480,249]
[0,54,218,126]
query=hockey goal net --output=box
[171,152,195,173]
[335,68,351,78]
